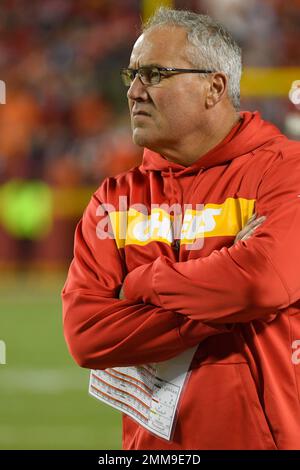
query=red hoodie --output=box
[62,111,300,450]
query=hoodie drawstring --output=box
[161,166,182,206]
[168,166,179,205]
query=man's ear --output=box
[205,72,228,108]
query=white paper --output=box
[89,346,197,440]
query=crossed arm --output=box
[122,156,300,324]
[119,213,266,301]
[63,154,300,369]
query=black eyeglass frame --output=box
[120,66,215,87]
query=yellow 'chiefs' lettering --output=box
[109,197,255,248]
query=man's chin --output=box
[132,129,154,148]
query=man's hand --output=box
[234,213,266,244]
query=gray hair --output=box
[143,7,242,110]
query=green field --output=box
[0,272,122,450]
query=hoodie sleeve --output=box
[123,152,300,323]
[62,187,229,370]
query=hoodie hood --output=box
[140,111,283,176]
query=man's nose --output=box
[127,75,148,101]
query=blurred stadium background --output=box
[0,0,299,450]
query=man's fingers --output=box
[234,214,266,244]
[242,216,266,234]
[247,213,257,223]
[248,215,266,228]
[240,228,255,240]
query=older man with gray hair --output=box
[63,8,300,450]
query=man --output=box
[62,8,300,449]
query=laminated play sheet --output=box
[89,346,197,440]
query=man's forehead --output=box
[129,26,190,67]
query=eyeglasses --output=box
[120,65,215,87]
